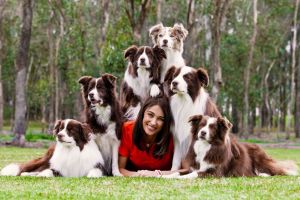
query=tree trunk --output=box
[231,99,239,134]
[287,0,299,130]
[243,0,257,136]
[0,0,5,133]
[156,0,162,23]
[210,0,230,102]
[125,0,151,42]
[295,46,300,138]
[12,0,34,146]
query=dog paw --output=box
[37,169,54,177]
[161,172,180,179]
[112,169,123,177]
[150,84,160,97]
[20,172,39,176]
[87,168,103,178]
[0,163,20,176]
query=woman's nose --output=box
[150,118,157,125]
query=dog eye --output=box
[170,35,175,38]
[159,34,163,37]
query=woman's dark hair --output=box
[133,96,173,159]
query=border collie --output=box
[164,66,221,170]
[149,23,188,82]
[1,119,106,178]
[164,115,298,178]
[79,73,123,176]
[120,45,166,120]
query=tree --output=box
[210,0,230,102]
[12,0,34,146]
[243,0,258,136]
[0,0,5,133]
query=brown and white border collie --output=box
[120,45,166,120]
[164,66,221,170]
[78,73,123,176]
[1,119,106,178]
[149,23,188,82]
[164,115,298,179]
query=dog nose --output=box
[163,39,168,44]
[172,81,178,87]
[89,93,94,98]
[140,58,145,63]
[201,131,206,137]
[57,133,63,140]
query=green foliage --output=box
[100,15,134,79]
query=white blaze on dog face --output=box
[171,66,193,93]
[88,78,103,105]
[198,117,217,141]
[138,48,151,68]
[55,119,76,146]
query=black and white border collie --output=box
[78,73,123,176]
[149,23,188,82]
[164,66,221,170]
[164,115,298,179]
[1,119,106,178]
[120,45,166,120]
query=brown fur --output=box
[185,115,298,177]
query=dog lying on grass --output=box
[163,115,298,179]
[1,119,106,178]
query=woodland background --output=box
[0,0,300,145]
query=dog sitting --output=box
[164,115,298,179]
[120,45,166,120]
[164,66,221,170]
[149,23,188,82]
[1,119,106,178]
[78,73,123,176]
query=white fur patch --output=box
[94,105,112,126]
[193,140,215,172]
[150,84,160,97]
[124,103,141,121]
[0,163,20,176]
[37,169,54,177]
[87,168,103,178]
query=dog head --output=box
[164,66,209,101]
[53,119,92,150]
[189,115,232,145]
[124,45,166,79]
[149,23,188,53]
[78,73,117,108]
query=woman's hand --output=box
[137,170,161,177]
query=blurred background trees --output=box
[0,0,299,144]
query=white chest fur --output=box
[50,140,104,177]
[193,140,215,172]
[161,50,185,82]
[124,67,152,101]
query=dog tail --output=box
[275,160,298,176]
[1,144,55,176]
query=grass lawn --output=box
[0,147,299,200]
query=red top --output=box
[119,121,174,171]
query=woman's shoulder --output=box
[122,121,135,135]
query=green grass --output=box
[0,147,299,200]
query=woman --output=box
[118,96,175,177]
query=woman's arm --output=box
[118,156,141,177]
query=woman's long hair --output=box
[133,96,173,159]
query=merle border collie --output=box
[164,115,298,178]
[164,66,221,170]
[120,45,166,120]
[149,23,188,82]
[78,73,123,176]
[1,119,106,178]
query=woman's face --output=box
[142,105,165,137]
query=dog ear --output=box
[197,67,209,87]
[173,23,188,40]
[149,23,164,43]
[53,120,62,135]
[164,66,177,83]
[153,45,166,61]
[102,73,117,88]
[217,116,232,141]
[188,115,203,135]
[80,123,92,142]
[78,76,93,86]
[124,45,138,62]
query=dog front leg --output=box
[177,171,198,179]
[111,140,122,176]
[171,141,182,170]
